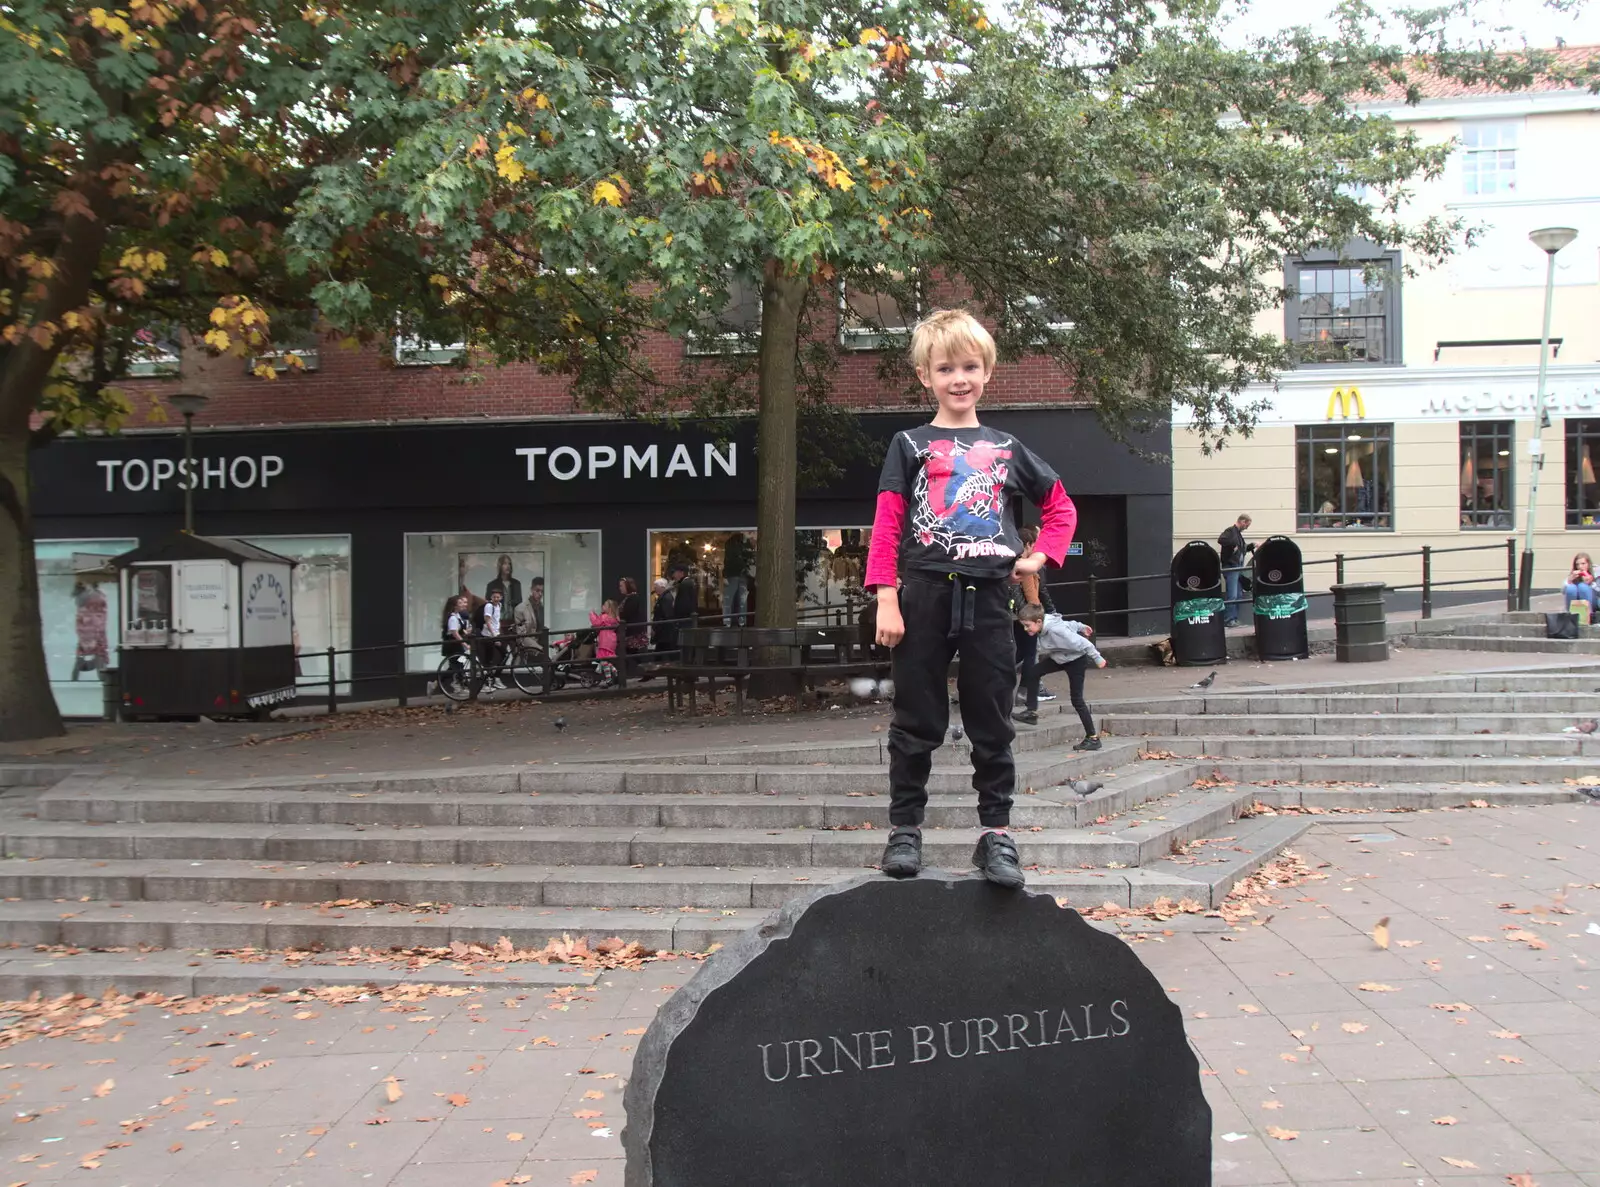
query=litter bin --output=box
[1170,541,1227,666]
[1251,535,1309,660]
[1332,581,1388,663]
[98,667,121,723]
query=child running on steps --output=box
[866,309,1077,889]
[1015,603,1106,750]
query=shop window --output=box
[251,336,321,374]
[646,528,873,626]
[1566,420,1600,527]
[839,275,918,351]
[1461,122,1518,197]
[1458,421,1514,529]
[393,316,466,366]
[1296,423,1393,531]
[239,535,351,693]
[127,325,181,378]
[1284,250,1400,365]
[36,539,138,718]
[404,532,599,671]
[686,275,762,355]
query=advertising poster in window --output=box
[405,532,598,670]
[36,539,137,718]
[239,535,352,694]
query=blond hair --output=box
[910,309,996,373]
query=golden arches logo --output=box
[1327,386,1365,419]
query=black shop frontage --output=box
[29,409,1170,716]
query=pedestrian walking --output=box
[590,599,622,660]
[1218,514,1254,627]
[867,309,1077,890]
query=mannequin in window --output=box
[485,554,522,619]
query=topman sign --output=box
[514,441,737,482]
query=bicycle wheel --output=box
[509,650,547,695]
[436,654,479,702]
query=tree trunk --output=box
[754,264,808,632]
[0,410,64,741]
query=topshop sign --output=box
[96,455,285,492]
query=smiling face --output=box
[917,346,992,426]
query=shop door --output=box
[177,561,231,649]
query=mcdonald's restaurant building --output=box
[1172,363,1600,612]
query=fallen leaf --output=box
[582,1090,604,1100]
[1357,982,1399,993]
[185,1120,214,1131]
[507,1132,524,1141]
[1506,1174,1539,1186]
[168,1142,183,1153]
[1372,916,1390,950]
[384,1077,403,1104]
[365,1116,390,1126]
[573,1109,603,1119]
[1340,1022,1369,1033]
[1237,1004,1261,1014]
[1442,1156,1479,1169]
[624,1027,647,1035]
[1265,1125,1298,1141]
[570,1173,598,1185]
[1430,1002,1473,1013]
[1432,1115,1458,1125]
[1497,1054,1524,1064]
[93,1079,114,1098]
[1261,1100,1283,1110]
[444,1093,469,1108]
[1490,1029,1522,1040]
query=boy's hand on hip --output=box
[1012,553,1046,578]
[875,601,905,648]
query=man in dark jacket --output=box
[651,577,678,654]
[1218,514,1253,627]
[671,563,699,631]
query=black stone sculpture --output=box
[623,873,1212,1186]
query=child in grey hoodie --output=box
[1016,603,1106,749]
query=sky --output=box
[1218,0,1600,49]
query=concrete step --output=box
[1409,634,1600,655]
[1102,712,1600,737]
[1441,622,1597,639]
[639,715,1105,765]
[0,787,1245,870]
[1144,733,1600,758]
[1203,755,1600,784]
[1110,690,1600,716]
[139,745,1132,798]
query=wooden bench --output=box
[661,626,890,713]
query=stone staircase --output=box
[1,662,1595,997]
[1409,610,1600,655]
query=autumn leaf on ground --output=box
[1506,1173,1539,1186]
[1265,1125,1298,1141]
[507,1131,524,1141]
[384,1076,403,1103]
[582,1090,604,1100]
[93,1079,115,1098]
[573,1109,603,1119]
[570,1172,599,1185]
[1341,1021,1369,1033]
[168,1142,183,1153]
[1261,1100,1283,1110]
[1491,1029,1522,1039]
[1430,1002,1473,1013]
[1372,916,1390,949]
[185,1120,214,1131]
[442,1093,469,1107]
[1442,1156,1479,1169]
[1237,1004,1261,1014]
[1497,1054,1524,1064]
[1432,1115,1458,1125]
[623,1027,646,1036]
[1357,982,1399,993]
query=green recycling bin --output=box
[1251,536,1309,660]
[1170,542,1227,667]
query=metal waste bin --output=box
[1332,581,1388,663]
[1251,536,1309,660]
[1170,541,1227,666]
[98,667,121,722]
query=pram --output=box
[530,627,619,691]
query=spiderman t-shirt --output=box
[866,424,1076,585]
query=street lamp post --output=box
[1518,227,1578,611]
[168,392,209,535]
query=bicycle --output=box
[435,645,546,702]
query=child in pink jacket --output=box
[590,600,622,659]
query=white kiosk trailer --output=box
[112,534,298,719]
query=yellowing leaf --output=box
[1340,1022,1369,1033]
[570,1172,598,1185]
[384,1077,403,1103]
[445,1093,469,1107]
[507,1131,524,1141]
[1356,982,1399,993]
[1265,1125,1298,1141]
[1372,917,1390,949]
[581,1089,604,1100]
[1432,1115,1458,1125]
[93,1078,114,1097]
[495,143,526,183]
[592,180,623,207]
[1440,1156,1478,1169]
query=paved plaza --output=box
[0,802,1591,1186]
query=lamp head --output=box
[169,392,209,418]
[1529,226,1578,255]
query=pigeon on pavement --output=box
[1070,779,1104,798]
[1190,670,1218,690]
[553,716,567,733]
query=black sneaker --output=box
[972,830,1026,889]
[880,826,923,878]
[1014,708,1038,724]
[1074,735,1102,751]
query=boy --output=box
[480,588,505,690]
[866,309,1077,888]
[1016,603,1106,749]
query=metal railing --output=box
[1046,537,1518,639]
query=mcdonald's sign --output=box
[1327,386,1365,420]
